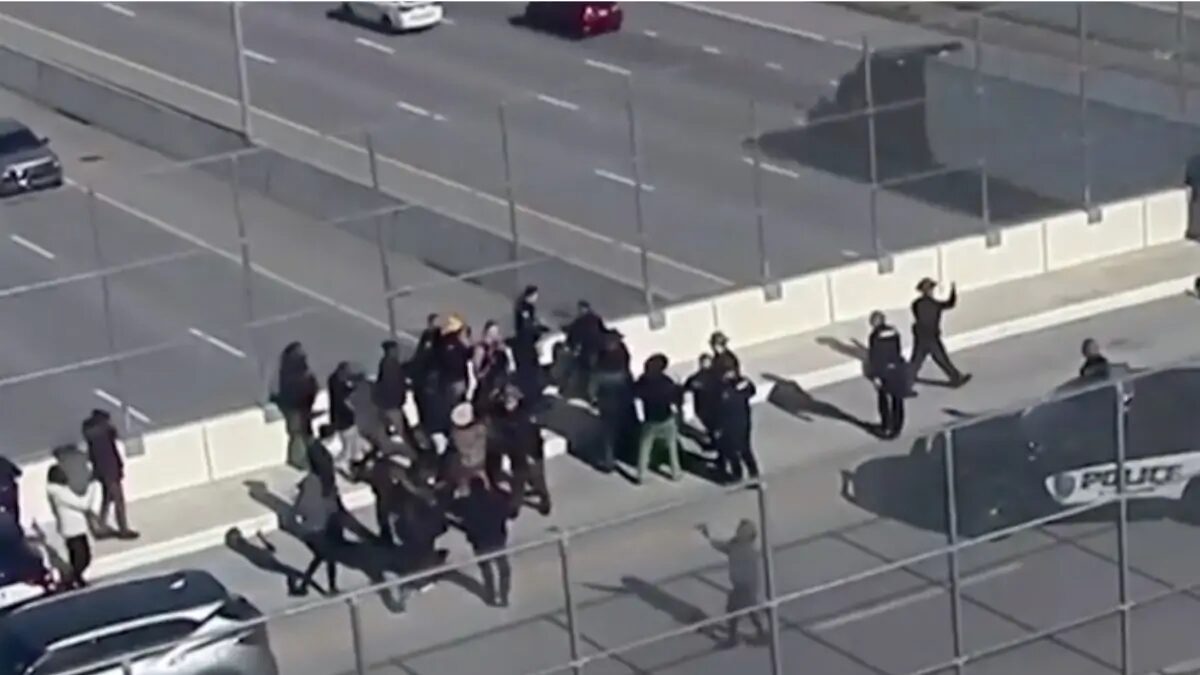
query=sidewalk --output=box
[68,239,1200,578]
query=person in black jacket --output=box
[1079,338,1111,379]
[328,361,357,448]
[494,387,551,516]
[684,353,721,448]
[375,340,411,438]
[458,476,513,607]
[512,285,548,405]
[713,366,759,483]
[565,300,606,399]
[410,314,441,433]
[867,311,907,439]
[590,331,636,472]
[635,354,683,483]
[910,278,971,390]
[0,453,21,529]
[709,331,741,378]
[82,410,138,539]
[275,342,320,469]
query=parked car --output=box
[0,119,62,198]
[340,1,443,32]
[522,2,623,38]
[0,570,278,675]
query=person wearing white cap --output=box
[449,402,488,495]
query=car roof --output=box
[0,118,31,136]
[1,570,228,651]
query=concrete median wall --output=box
[0,25,1192,522]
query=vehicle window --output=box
[32,620,198,675]
[0,129,40,155]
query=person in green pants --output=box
[634,353,683,483]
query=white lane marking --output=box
[643,29,658,38]
[396,100,447,121]
[594,169,655,192]
[188,327,247,359]
[441,17,455,25]
[94,388,152,425]
[828,78,840,86]
[765,61,783,71]
[243,49,276,65]
[62,178,413,341]
[536,93,580,111]
[811,561,1023,632]
[585,58,632,76]
[0,14,732,291]
[672,2,860,49]
[355,36,395,54]
[101,3,136,18]
[701,45,722,55]
[841,249,861,259]
[9,234,55,260]
[741,156,800,179]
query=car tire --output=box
[381,14,396,33]
[1176,479,1200,524]
[341,2,353,16]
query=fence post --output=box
[747,99,773,290]
[623,75,660,324]
[230,1,253,139]
[1178,2,1189,118]
[942,429,966,674]
[755,482,784,675]
[228,155,265,391]
[1115,380,1133,675]
[973,16,996,245]
[862,35,891,272]
[1076,3,1094,215]
[557,530,584,674]
[348,596,367,675]
[364,131,399,339]
[86,185,138,446]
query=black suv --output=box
[0,119,62,198]
[913,365,1200,537]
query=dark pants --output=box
[284,409,314,470]
[510,457,551,516]
[717,431,759,482]
[297,518,340,595]
[0,487,18,526]
[514,346,542,404]
[98,478,129,533]
[910,336,963,384]
[877,369,907,437]
[65,535,91,589]
[476,546,512,606]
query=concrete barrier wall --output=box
[939,221,1047,292]
[1044,198,1146,271]
[203,409,288,481]
[122,428,211,502]
[1145,188,1191,247]
[828,247,940,321]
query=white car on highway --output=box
[340,1,443,32]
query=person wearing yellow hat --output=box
[910,278,971,389]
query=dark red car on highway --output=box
[522,2,623,38]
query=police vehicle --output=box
[931,364,1200,537]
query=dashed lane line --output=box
[9,234,55,260]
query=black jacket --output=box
[328,371,355,431]
[513,300,546,349]
[716,377,756,438]
[867,324,905,378]
[636,372,682,424]
[685,368,722,422]
[566,312,606,362]
[1080,355,1111,379]
[496,408,544,463]
[912,288,957,339]
[375,355,409,410]
[459,488,510,552]
[277,358,318,413]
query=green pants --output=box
[638,418,681,482]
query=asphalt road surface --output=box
[0,1,998,290]
[0,87,533,462]
[114,294,1200,675]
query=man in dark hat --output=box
[375,339,410,439]
[709,331,741,378]
[565,300,607,400]
[909,278,971,390]
[512,285,548,405]
[1079,338,1111,380]
[867,311,907,439]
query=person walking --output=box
[1079,338,1111,379]
[699,519,768,648]
[375,340,411,440]
[565,300,606,399]
[713,366,759,484]
[0,453,21,528]
[275,342,320,469]
[590,331,637,473]
[684,353,722,449]
[82,410,138,539]
[46,464,98,590]
[512,285,549,405]
[458,476,513,608]
[867,311,907,439]
[909,278,971,389]
[634,354,683,483]
[495,386,551,516]
[289,462,341,597]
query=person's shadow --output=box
[586,575,723,643]
[762,373,878,436]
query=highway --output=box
[115,294,1200,675]
[0,87,530,461]
[0,1,994,290]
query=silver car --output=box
[0,570,278,675]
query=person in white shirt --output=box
[46,465,98,590]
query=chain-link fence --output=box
[47,355,1200,675]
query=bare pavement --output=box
[81,248,1200,675]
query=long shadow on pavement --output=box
[762,373,879,437]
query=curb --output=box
[87,275,1196,578]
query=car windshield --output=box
[0,129,41,155]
